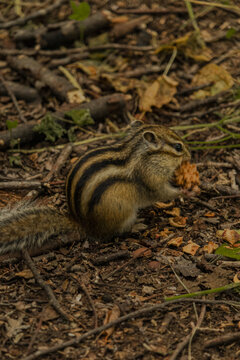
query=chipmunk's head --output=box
[130,120,190,200]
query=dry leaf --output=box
[169,216,187,228]
[165,207,181,217]
[15,269,33,279]
[203,241,218,254]
[158,227,173,237]
[191,63,234,99]
[42,306,59,322]
[102,73,139,93]
[70,157,78,164]
[204,212,216,217]
[148,261,161,270]
[155,201,174,208]
[219,229,240,245]
[67,89,86,104]
[185,45,212,62]
[111,16,129,24]
[132,247,151,258]
[102,304,120,338]
[233,274,240,283]
[139,75,178,112]
[168,236,183,247]
[77,63,98,76]
[182,241,200,255]
[6,314,26,343]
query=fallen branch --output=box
[7,55,82,102]
[0,93,127,150]
[14,12,110,49]
[204,331,240,348]
[0,80,41,103]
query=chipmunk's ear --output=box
[130,120,144,129]
[142,130,160,148]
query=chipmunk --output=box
[0,120,190,255]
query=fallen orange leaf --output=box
[169,216,188,228]
[182,240,200,255]
[168,236,183,247]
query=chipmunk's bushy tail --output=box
[0,204,77,255]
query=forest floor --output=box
[0,1,240,359]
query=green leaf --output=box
[226,28,237,39]
[6,120,18,131]
[9,155,22,167]
[34,114,66,142]
[69,1,91,21]
[233,86,240,100]
[70,0,78,12]
[67,127,77,142]
[64,108,94,126]
[215,244,240,260]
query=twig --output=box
[0,44,155,58]
[22,250,71,322]
[188,305,206,360]
[201,182,240,196]
[0,181,44,190]
[0,0,67,29]
[113,7,187,15]
[204,331,240,348]
[213,194,240,200]
[92,250,130,265]
[221,261,240,268]
[191,197,216,212]
[180,90,230,112]
[101,247,149,280]
[163,47,177,76]
[0,73,26,122]
[25,309,45,356]
[7,132,125,154]
[168,260,198,319]
[177,82,213,96]
[70,274,98,328]
[187,0,240,16]
[196,161,233,168]
[159,312,175,334]
[43,144,72,182]
[169,304,206,360]
[20,298,240,360]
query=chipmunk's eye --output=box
[173,143,183,152]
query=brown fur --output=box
[0,121,190,254]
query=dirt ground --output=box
[0,1,240,359]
